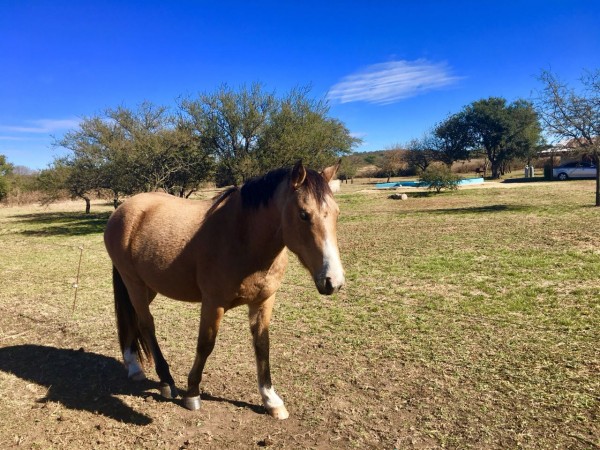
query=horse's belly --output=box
[134,242,202,302]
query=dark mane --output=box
[240,166,332,209]
[206,186,239,216]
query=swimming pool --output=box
[375,177,484,189]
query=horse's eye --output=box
[299,210,310,221]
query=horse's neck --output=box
[227,191,286,268]
[245,202,285,258]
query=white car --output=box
[553,162,597,180]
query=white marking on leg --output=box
[259,385,284,409]
[124,348,146,380]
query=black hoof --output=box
[183,395,201,410]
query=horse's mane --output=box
[241,167,332,209]
[207,166,332,214]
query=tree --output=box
[107,104,213,199]
[37,159,99,213]
[419,164,461,193]
[181,84,359,186]
[380,146,405,182]
[535,69,600,206]
[431,112,474,167]
[54,114,123,211]
[53,102,214,210]
[338,156,358,183]
[463,97,542,179]
[180,83,276,186]
[257,87,358,172]
[0,154,14,201]
[403,137,436,173]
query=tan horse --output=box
[104,161,344,419]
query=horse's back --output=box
[105,192,210,301]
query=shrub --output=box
[419,164,461,193]
[0,176,8,201]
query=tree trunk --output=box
[491,162,501,179]
[84,196,91,214]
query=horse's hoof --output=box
[266,405,289,420]
[160,383,178,399]
[183,395,202,411]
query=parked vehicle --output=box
[552,161,597,180]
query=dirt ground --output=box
[0,288,425,450]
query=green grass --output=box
[0,180,599,449]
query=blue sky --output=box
[1,1,599,169]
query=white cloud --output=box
[327,59,463,105]
[0,118,80,134]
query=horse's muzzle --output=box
[315,276,344,295]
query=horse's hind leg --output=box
[123,278,178,399]
[249,295,289,419]
[123,346,146,381]
[113,267,147,381]
[183,302,224,410]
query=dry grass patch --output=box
[0,180,598,449]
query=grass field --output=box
[0,178,598,449]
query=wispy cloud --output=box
[327,59,463,105]
[0,118,80,134]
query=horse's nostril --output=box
[325,277,333,292]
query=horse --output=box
[103,161,345,419]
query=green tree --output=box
[535,69,600,206]
[338,156,358,183]
[0,154,14,201]
[431,112,474,167]
[419,164,461,193]
[180,83,276,186]
[464,97,542,179]
[107,104,213,198]
[54,114,122,211]
[181,84,358,186]
[54,102,214,209]
[257,87,358,172]
[37,159,98,213]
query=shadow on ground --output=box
[0,345,266,424]
[502,177,552,183]
[0,345,154,425]
[426,204,532,215]
[11,211,111,236]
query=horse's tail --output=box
[113,266,151,363]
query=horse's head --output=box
[280,161,345,295]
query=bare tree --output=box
[403,137,436,173]
[536,69,600,206]
[381,146,405,182]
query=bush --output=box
[419,165,461,193]
[0,177,8,201]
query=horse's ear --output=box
[321,159,341,183]
[291,160,307,190]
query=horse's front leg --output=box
[183,303,224,411]
[249,295,289,420]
